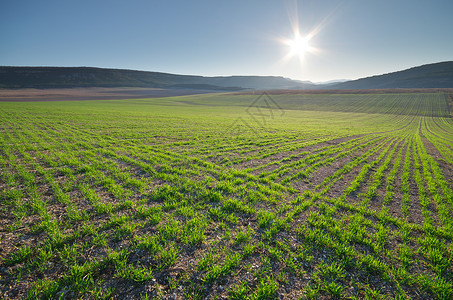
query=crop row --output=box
[0,93,452,299]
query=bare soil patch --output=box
[0,88,217,102]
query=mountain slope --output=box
[0,66,313,90]
[1,61,452,90]
[328,61,453,89]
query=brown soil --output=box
[0,88,218,102]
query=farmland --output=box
[0,91,452,299]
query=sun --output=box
[285,33,312,60]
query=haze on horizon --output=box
[1,0,452,83]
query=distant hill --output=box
[1,62,452,90]
[0,66,314,90]
[327,61,453,89]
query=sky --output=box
[1,0,452,82]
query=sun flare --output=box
[285,33,312,60]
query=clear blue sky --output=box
[1,0,452,82]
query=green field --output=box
[0,92,452,299]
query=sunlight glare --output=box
[286,34,312,60]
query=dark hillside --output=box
[0,66,311,90]
[1,62,452,90]
[328,61,453,89]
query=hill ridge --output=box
[327,61,453,89]
[1,61,453,90]
[0,66,312,90]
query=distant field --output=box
[0,92,452,299]
[0,87,218,102]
